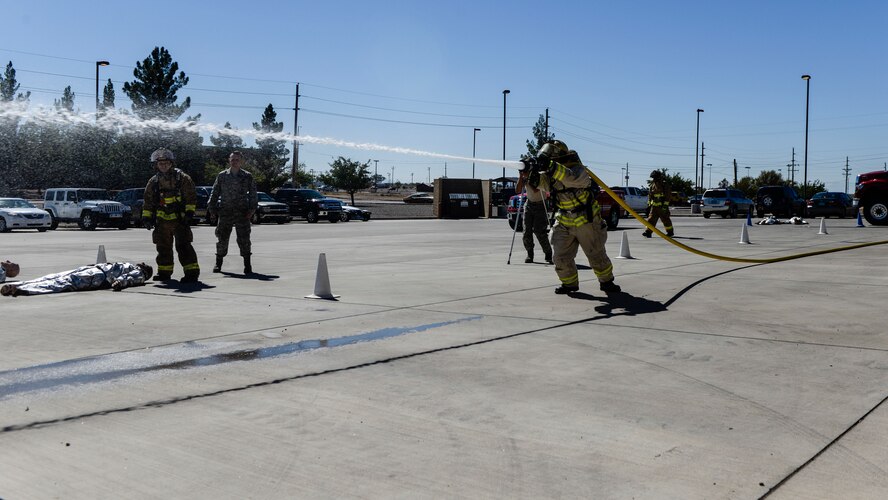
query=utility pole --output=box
[787,147,797,186]
[428,167,431,184]
[733,159,738,186]
[292,83,299,186]
[700,142,705,189]
[373,159,379,189]
[391,166,395,186]
[625,162,629,187]
[843,156,852,194]
[444,162,447,178]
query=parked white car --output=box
[610,186,649,215]
[0,198,52,232]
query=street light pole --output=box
[695,109,704,195]
[472,128,480,179]
[801,75,811,199]
[95,60,109,114]
[707,163,713,188]
[502,90,510,181]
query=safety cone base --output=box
[305,293,340,300]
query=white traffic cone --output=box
[738,223,751,244]
[817,217,828,235]
[305,253,340,300]
[96,245,106,264]
[616,231,633,259]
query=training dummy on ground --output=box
[520,140,621,295]
[1,262,153,297]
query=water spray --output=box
[0,102,523,171]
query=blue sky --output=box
[4,0,887,190]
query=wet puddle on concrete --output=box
[0,315,482,399]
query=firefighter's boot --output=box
[213,255,223,273]
[599,279,621,294]
[153,272,172,282]
[243,254,252,274]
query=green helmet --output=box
[150,148,175,162]
[538,140,569,159]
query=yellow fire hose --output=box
[586,168,888,264]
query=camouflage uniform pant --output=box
[551,217,614,287]
[215,214,252,258]
[645,206,673,234]
[153,221,200,277]
[522,201,552,259]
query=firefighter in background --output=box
[515,168,553,264]
[642,169,674,238]
[521,140,621,295]
[142,148,201,283]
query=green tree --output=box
[101,79,115,110]
[122,46,191,120]
[735,176,756,199]
[756,170,784,187]
[54,86,75,112]
[0,61,30,102]
[319,157,371,205]
[524,113,554,159]
[252,104,289,192]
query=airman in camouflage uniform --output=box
[142,148,201,283]
[522,140,621,296]
[208,151,258,274]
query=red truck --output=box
[507,189,625,231]
[853,170,888,225]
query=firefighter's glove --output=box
[111,280,123,291]
[183,211,194,225]
[518,157,537,172]
[535,153,552,173]
[143,219,154,231]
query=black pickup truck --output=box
[272,188,342,223]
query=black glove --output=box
[143,219,154,231]
[535,153,552,172]
[183,211,194,225]
[519,157,537,172]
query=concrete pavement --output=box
[1,215,887,499]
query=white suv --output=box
[43,188,131,230]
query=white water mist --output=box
[0,102,522,171]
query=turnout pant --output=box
[551,218,614,287]
[645,206,673,234]
[215,214,252,257]
[153,221,200,276]
[522,201,552,259]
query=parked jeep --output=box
[853,170,888,225]
[755,185,806,218]
[44,188,131,230]
[272,188,342,223]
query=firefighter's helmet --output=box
[538,140,569,159]
[150,148,175,163]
